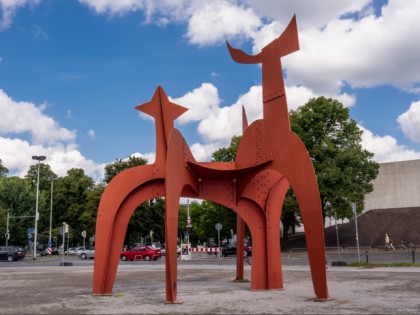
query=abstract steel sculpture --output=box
[93,15,329,303]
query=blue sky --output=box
[1,0,420,182]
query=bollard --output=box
[365,251,369,264]
[412,250,415,264]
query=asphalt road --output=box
[0,256,419,314]
[1,248,416,268]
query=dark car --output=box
[220,241,252,257]
[0,246,26,262]
[120,245,161,261]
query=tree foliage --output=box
[0,155,160,247]
[0,176,40,246]
[25,163,56,191]
[79,183,105,240]
[289,96,379,221]
[0,159,8,177]
[189,200,237,243]
[48,168,95,246]
[211,136,241,162]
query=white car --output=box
[78,247,95,259]
[65,247,79,255]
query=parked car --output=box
[65,247,81,255]
[120,245,161,261]
[220,241,252,257]
[78,247,95,259]
[40,247,60,256]
[0,246,26,262]
[76,247,88,256]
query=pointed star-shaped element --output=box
[136,86,188,144]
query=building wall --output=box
[364,159,420,212]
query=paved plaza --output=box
[0,263,419,314]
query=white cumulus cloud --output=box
[0,89,76,145]
[171,83,222,125]
[0,89,105,181]
[360,126,420,163]
[397,101,420,143]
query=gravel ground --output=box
[0,264,419,314]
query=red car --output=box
[120,245,161,261]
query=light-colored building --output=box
[363,159,420,212]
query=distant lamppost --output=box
[352,202,361,263]
[334,211,341,261]
[48,175,57,246]
[186,199,192,245]
[32,155,46,260]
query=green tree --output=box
[289,96,379,222]
[24,163,58,244]
[0,159,8,177]
[79,183,106,244]
[189,200,236,243]
[52,169,94,247]
[25,163,56,191]
[0,176,41,245]
[211,136,241,162]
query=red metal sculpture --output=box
[93,15,329,303]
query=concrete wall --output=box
[364,159,420,212]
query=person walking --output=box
[385,233,390,251]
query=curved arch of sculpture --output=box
[93,165,165,294]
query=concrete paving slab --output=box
[0,264,419,314]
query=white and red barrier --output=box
[189,247,220,252]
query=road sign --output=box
[48,242,52,247]
[215,223,222,231]
[81,230,86,238]
[60,223,69,235]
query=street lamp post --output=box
[334,211,341,261]
[48,175,57,245]
[5,212,9,246]
[352,202,361,263]
[32,155,46,260]
[186,199,191,245]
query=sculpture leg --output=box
[164,190,181,304]
[282,137,329,300]
[235,215,245,281]
[237,199,267,290]
[265,177,289,289]
[292,177,329,300]
[165,129,198,303]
